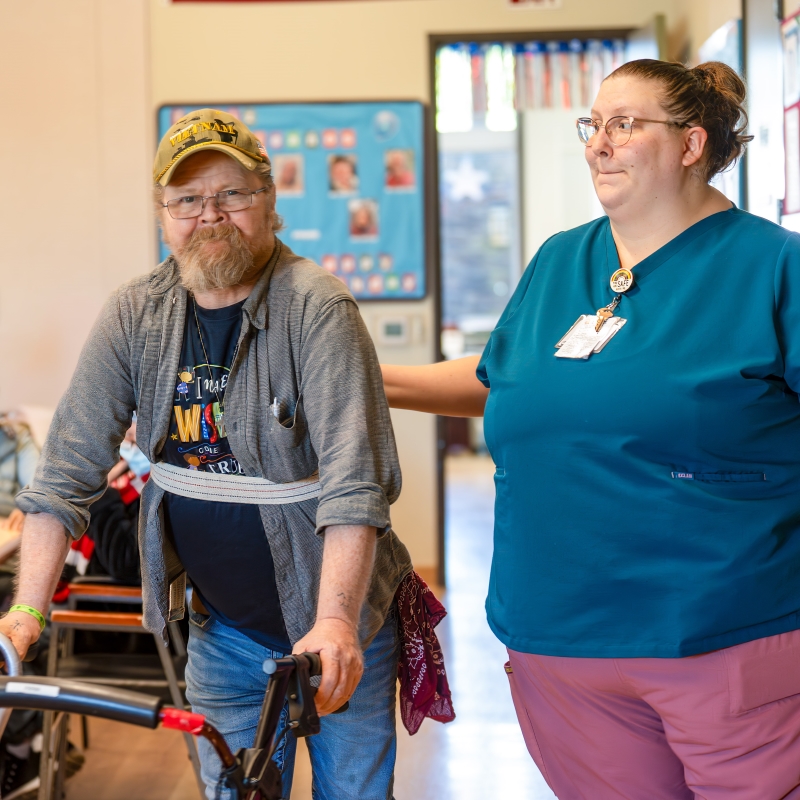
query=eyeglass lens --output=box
[577,117,634,146]
[166,190,254,219]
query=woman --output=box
[383,60,800,799]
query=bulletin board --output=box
[157,101,426,301]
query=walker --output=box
[0,632,330,799]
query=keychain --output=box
[555,269,634,360]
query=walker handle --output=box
[0,675,163,728]
[0,632,23,740]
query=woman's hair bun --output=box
[609,59,753,181]
[692,61,746,104]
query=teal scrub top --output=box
[477,207,800,658]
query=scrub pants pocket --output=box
[723,628,800,714]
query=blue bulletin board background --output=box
[157,102,426,300]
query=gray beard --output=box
[174,223,254,293]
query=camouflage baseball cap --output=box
[154,108,269,186]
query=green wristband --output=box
[9,605,46,632]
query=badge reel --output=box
[554,268,632,360]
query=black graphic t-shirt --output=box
[161,299,290,652]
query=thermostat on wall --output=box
[376,316,410,346]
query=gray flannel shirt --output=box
[17,240,412,646]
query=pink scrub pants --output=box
[506,628,800,799]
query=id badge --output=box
[555,315,626,360]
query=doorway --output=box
[430,29,639,584]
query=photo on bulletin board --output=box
[273,154,305,196]
[385,149,416,190]
[349,198,379,239]
[328,154,359,195]
[157,101,426,301]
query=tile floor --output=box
[64,455,555,799]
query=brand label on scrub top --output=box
[671,472,694,480]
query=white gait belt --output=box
[149,462,322,505]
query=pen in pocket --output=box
[270,397,281,421]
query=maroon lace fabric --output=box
[395,570,456,735]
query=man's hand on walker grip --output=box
[0,610,41,662]
[293,617,364,716]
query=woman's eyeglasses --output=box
[576,116,682,147]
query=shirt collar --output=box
[148,256,181,296]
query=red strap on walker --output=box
[159,708,206,735]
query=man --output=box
[6,109,412,800]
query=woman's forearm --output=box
[381,356,488,417]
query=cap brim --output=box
[156,142,261,186]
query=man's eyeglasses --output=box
[576,116,682,147]
[162,187,268,220]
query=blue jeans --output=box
[184,607,399,800]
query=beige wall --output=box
[0,0,152,410]
[668,0,741,63]
[151,0,680,107]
